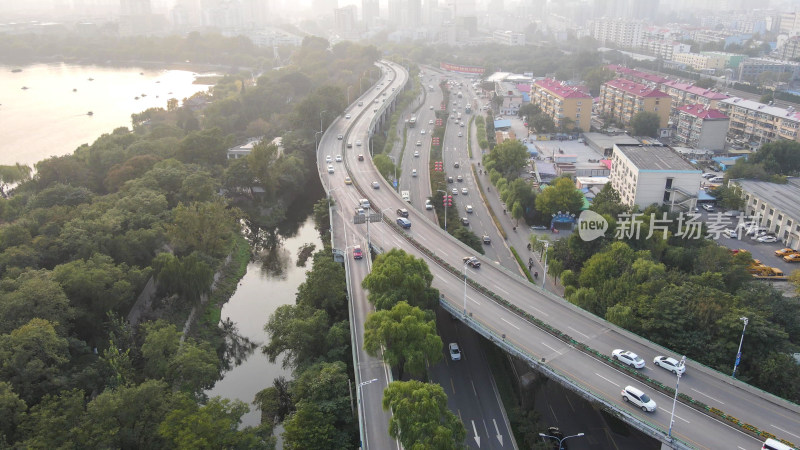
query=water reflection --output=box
[219,318,258,372]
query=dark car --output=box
[463,256,481,268]
[454,161,460,168]
[397,208,409,218]
[447,176,454,183]
[358,154,365,161]
[461,217,469,226]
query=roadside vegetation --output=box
[549,186,800,403]
[0,34,379,447]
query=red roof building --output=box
[531,78,593,132]
[675,104,729,151]
[599,78,671,128]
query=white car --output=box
[356,140,362,146]
[653,356,686,375]
[345,114,351,119]
[416,141,422,146]
[429,105,434,110]
[425,200,433,210]
[335,155,342,162]
[371,181,380,189]
[723,228,738,238]
[757,235,778,243]
[452,188,458,195]
[621,386,657,412]
[612,349,645,369]
[327,165,334,174]
[420,129,426,135]
[429,119,434,125]
[458,132,463,137]
[325,155,332,163]
[461,187,468,195]
[449,343,461,360]
[412,169,417,177]
[465,205,473,213]
[414,151,420,157]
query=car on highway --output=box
[457,175,463,182]
[429,119,434,125]
[353,245,363,260]
[621,386,657,412]
[458,132,463,137]
[414,151,419,157]
[420,129,426,134]
[463,256,481,268]
[465,205,473,213]
[482,235,491,244]
[449,343,461,361]
[454,161,460,168]
[344,176,352,185]
[347,142,353,148]
[416,141,422,146]
[358,154,364,161]
[653,356,686,375]
[335,155,342,162]
[326,155,332,163]
[397,208,409,218]
[461,217,469,226]
[429,105,434,110]
[612,349,645,369]
[337,134,343,140]
[371,181,380,189]
[412,169,417,177]
[355,207,365,215]
[757,235,778,243]
[425,199,433,210]
[452,188,458,195]
[447,176,454,183]
[356,140,362,146]
[345,114,351,119]
[396,217,411,229]
[461,187,468,194]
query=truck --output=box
[401,191,411,203]
[465,103,472,114]
[457,91,463,98]
[408,116,416,128]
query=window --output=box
[769,209,774,215]
[778,214,783,221]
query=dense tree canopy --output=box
[535,177,585,218]
[482,140,529,180]
[361,248,439,310]
[630,111,661,137]
[382,380,466,450]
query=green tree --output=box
[296,250,348,321]
[535,177,584,218]
[158,395,266,449]
[141,319,182,380]
[482,139,529,180]
[0,318,70,405]
[0,381,26,444]
[694,78,717,89]
[166,200,238,258]
[282,402,344,450]
[363,301,442,379]
[530,114,555,133]
[590,184,628,218]
[17,388,86,448]
[382,380,466,449]
[262,305,331,370]
[452,226,485,255]
[582,66,616,95]
[630,111,661,137]
[361,248,439,310]
[0,270,74,335]
[373,154,398,181]
[253,376,293,427]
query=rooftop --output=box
[721,97,800,122]
[615,144,699,172]
[604,78,670,98]
[533,78,592,99]
[678,104,729,120]
[606,65,669,84]
[734,178,800,223]
[662,80,730,100]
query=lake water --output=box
[0,63,212,167]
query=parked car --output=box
[612,349,645,369]
[449,343,461,360]
[723,228,737,238]
[621,386,657,412]
[653,356,686,375]
[775,248,797,257]
[531,225,548,230]
[463,256,481,268]
[353,245,363,260]
[784,253,800,263]
[757,235,778,243]
[701,204,714,211]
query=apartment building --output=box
[737,57,800,82]
[672,52,728,71]
[700,51,746,69]
[639,40,690,61]
[492,30,526,45]
[606,64,668,89]
[531,78,592,132]
[774,36,800,62]
[661,80,730,110]
[732,177,800,249]
[719,97,800,145]
[609,143,702,211]
[591,18,643,48]
[599,79,671,128]
[674,104,729,151]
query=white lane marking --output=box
[690,388,724,405]
[495,285,509,295]
[500,317,520,330]
[529,305,549,317]
[771,425,800,439]
[467,295,482,306]
[435,275,450,284]
[541,342,562,354]
[568,326,590,339]
[595,373,620,387]
[437,249,449,257]
[659,407,689,423]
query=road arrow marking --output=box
[493,419,504,446]
[472,420,481,447]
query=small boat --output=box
[11,68,22,73]
[156,81,160,83]
[167,91,172,94]
[141,93,146,97]
[88,77,94,81]
[134,96,139,100]
[73,88,77,92]
[87,111,93,116]
[139,72,144,75]
[21,86,28,90]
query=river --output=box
[0,63,212,167]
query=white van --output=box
[358,198,370,210]
[762,438,794,450]
[709,176,724,183]
[401,191,411,203]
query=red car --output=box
[353,245,363,260]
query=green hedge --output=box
[510,246,534,282]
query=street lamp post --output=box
[319,110,327,133]
[732,316,749,378]
[539,432,585,450]
[668,355,687,440]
